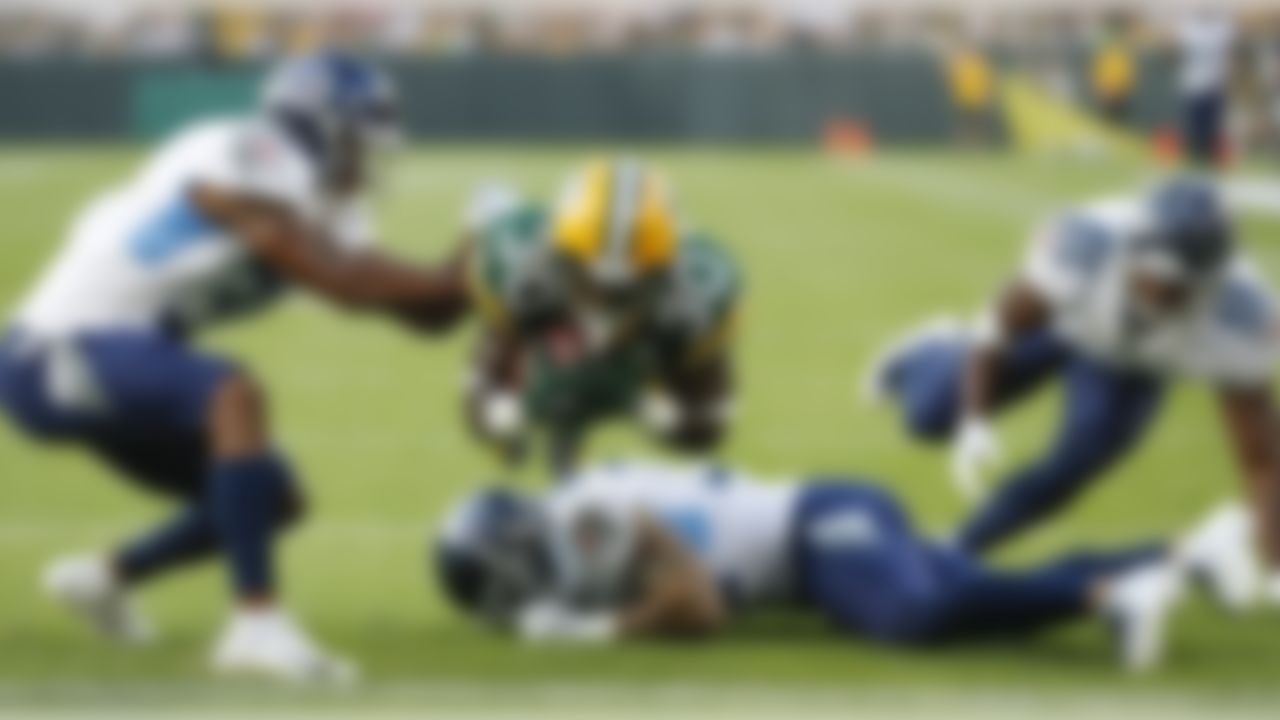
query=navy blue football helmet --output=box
[260,53,399,181]
[434,487,552,625]
[1142,176,1234,282]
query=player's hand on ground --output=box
[466,387,529,462]
[949,418,1002,502]
[637,389,682,437]
[516,600,616,645]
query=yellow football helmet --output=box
[551,158,680,293]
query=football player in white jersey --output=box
[434,460,1251,672]
[0,55,470,683]
[864,177,1280,605]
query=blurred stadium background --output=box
[4,0,1280,717]
[0,0,1277,155]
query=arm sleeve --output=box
[467,226,516,331]
[1200,270,1280,386]
[467,205,559,332]
[658,236,743,368]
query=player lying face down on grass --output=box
[435,460,1254,672]
[865,177,1280,607]
[0,55,470,683]
[460,159,741,474]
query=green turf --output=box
[2,146,1280,709]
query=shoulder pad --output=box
[1050,213,1115,278]
[470,205,566,328]
[662,235,740,328]
[1213,270,1276,338]
[211,120,319,217]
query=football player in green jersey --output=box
[462,158,741,474]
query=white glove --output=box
[517,601,617,645]
[638,389,682,436]
[480,390,525,441]
[950,417,1002,502]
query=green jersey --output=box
[468,203,741,429]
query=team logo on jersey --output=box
[808,510,880,549]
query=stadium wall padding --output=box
[0,63,132,139]
[0,54,1176,144]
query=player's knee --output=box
[882,600,950,647]
[902,402,954,443]
[211,372,266,424]
[1002,457,1096,513]
[209,372,271,458]
[276,486,308,529]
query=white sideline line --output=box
[1224,177,1280,218]
[0,160,51,183]
[0,518,1165,555]
[836,157,1058,223]
[0,682,1277,719]
[0,520,432,545]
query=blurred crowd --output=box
[2,2,1279,157]
[0,2,1275,62]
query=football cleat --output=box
[211,608,357,686]
[1102,561,1185,673]
[43,553,154,644]
[1178,502,1258,612]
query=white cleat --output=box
[1264,574,1280,609]
[1102,562,1185,674]
[1178,502,1258,613]
[211,608,357,687]
[42,554,153,645]
[859,315,966,406]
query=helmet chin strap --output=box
[270,109,331,168]
[273,109,397,193]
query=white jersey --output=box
[1021,197,1280,385]
[543,461,802,608]
[13,116,376,337]
[1178,13,1235,96]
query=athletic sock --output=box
[116,505,219,585]
[209,453,294,599]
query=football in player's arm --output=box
[459,160,740,473]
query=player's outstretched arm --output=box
[963,279,1051,419]
[193,185,471,333]
[950,279,1052,498]
[1217,385,1280,574]
[464,329,527,462]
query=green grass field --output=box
[2,146,1280,715]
